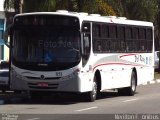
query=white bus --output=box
[9,10,154,102]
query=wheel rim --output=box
[131,75,136,92]
[92,81,97,99]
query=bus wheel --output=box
[118,71,137,96]
[86,78,98,102]
[127,71,137,96]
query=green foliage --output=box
[77,0,98,13]
[122,0,158,22]
[4,0,22,13]
[3,0,159,21]
[4,0,14,11]
[97,0,116,16]
[106,0,124,16]
[3,0,159,24]
[106,0,158,22]
[23,0,56,12]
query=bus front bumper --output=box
[10,74,82,93]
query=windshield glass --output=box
[12,26,81,71]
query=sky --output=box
[0,0,4,11]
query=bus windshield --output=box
[12,26,81,71]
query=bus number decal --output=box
[56,72,62,77]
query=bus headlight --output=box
[61,74,74,81]
[61,68,80,81]
[11,67,23,79]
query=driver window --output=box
[83,35,90,55]
[82,22,91,67]
[82,33,91,66]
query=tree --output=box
[4,0,14,12]
[4,0,21,28]
[23,0,56,12]
[105,0,123,16]
[73,0,116,15]
[154,0,160,52]
[110,0,158,22]
[97,0,116,16]
[4,0,116,16]
[123,0,157,22]
[106,0,158,22]
[4,0,23,14]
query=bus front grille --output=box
[25,76,61,80]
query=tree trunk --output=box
[14,0,23,14]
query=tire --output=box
[86,77,98,102]
[127,71,137,96]
[118,71,137,96]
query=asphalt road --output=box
[0,82,160,120]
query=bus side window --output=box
[97,44,102,52]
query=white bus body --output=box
[10,11,154,101]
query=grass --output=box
[154,71,160,79]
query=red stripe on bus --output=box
[93,62,141,71]
[119,54,138,58]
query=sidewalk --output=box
[140,79,160,86]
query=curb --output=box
[140,79,160,86]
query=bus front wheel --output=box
[86,77,98,102]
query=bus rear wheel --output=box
[127,71,137,96]
[118,71,137,96]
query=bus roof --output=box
[14,10,153,27]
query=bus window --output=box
[83,34,90,55]
[82,34,91,66]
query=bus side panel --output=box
[100,65,132,90]
[137,67,154,85]
[78,72,93,92]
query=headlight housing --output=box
[11,67,23,79]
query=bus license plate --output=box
[38,82,48,87]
